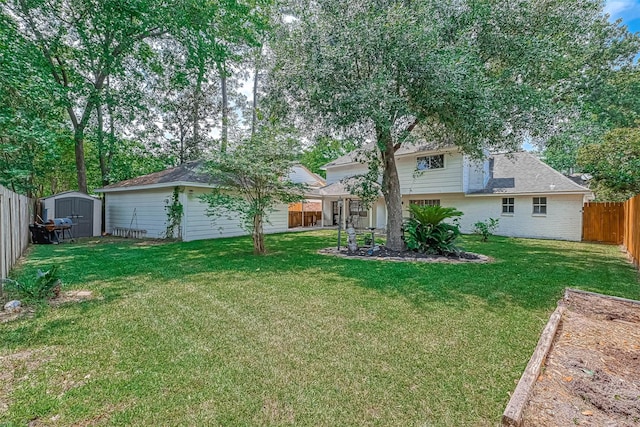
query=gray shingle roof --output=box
[469,152,591,195]
[98,161,212,191]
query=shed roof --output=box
[40,190,101,200]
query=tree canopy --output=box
[578,128,640,201]
[269,0,639,250]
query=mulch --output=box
[520,289,640,426]
[318,246,491,263]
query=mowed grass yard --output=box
[1,230,639,426]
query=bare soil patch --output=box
[1,290,96,323]
[318,246,491,263]
[521,290,640,426]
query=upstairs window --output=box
[533,197,547,215]
[502,197,514,214]
[416,154,444,171]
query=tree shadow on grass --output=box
[8,232,639,327]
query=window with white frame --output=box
[533,197,547,215]
[502,197,514,214]
[416,154,444,171]
[409,199,441,207]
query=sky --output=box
[605,0,640,33]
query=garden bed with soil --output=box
[318,246,491,263]
[507,289,640,426]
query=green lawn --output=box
[1,231,638,426]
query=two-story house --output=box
[312,144,592,241]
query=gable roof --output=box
[322,142,454,169]
[95,161,212,193]
[288,164,326,189]
[468,152,591,196]
[95,161,325,194]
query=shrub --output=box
[403,204,463,255]
[473,218,500,242]
[3,266,61,302]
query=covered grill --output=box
[29,218,75,244]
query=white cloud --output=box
[605,0,640,20]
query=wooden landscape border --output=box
[501,296,567,426]
[501,288,640,426]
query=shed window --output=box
[416,155,444,171]
[502,197,514,214]
[533,197,547,215]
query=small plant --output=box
[165,187,184,239]
[403,204,463,255]
[3,266,62,302]
[473,218,500,242]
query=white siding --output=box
[183,187,288,242]
[397,152,464,195]
[401,193,584,241]
[325,164,369,184]
[105,187,290,242]
[105,189,171,238]
[465,158,486,192]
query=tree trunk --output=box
[73,127,88,193]
[378,130,404,251]
[252,213,265,254]
[251,45,262,137]
[220,69,228,152]
[96,102,109,186]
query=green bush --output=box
[473,218,500,242]
[3,265,61,302]
[403,204,463,255]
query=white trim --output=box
[465,191,591,197]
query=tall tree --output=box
[270,0,640,250]
[0,14,67,197]
[4,0,175,193]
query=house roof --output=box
[95,161,325,194]
[95,161,212,193]
[308,177,383,198]
[288,164,326,189]
[468,152,592,196]
[322,142,453,169]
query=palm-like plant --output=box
[404,205,463,255]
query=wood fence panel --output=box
[0,185,32,280]
[582,202,625,244]
[288,211,322,228]
[624,195,640,268]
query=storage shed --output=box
[40,191,102,237]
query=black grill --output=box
[30,218,75,244]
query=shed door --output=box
[55,197,94,237]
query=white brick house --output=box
[313,145,593,241]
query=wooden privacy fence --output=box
[582,202,625,244]
[288,211,322,228]
[624,195,640,267]
[583,196,640,268]
[0,185,32,280]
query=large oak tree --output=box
[270,0,639,250]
